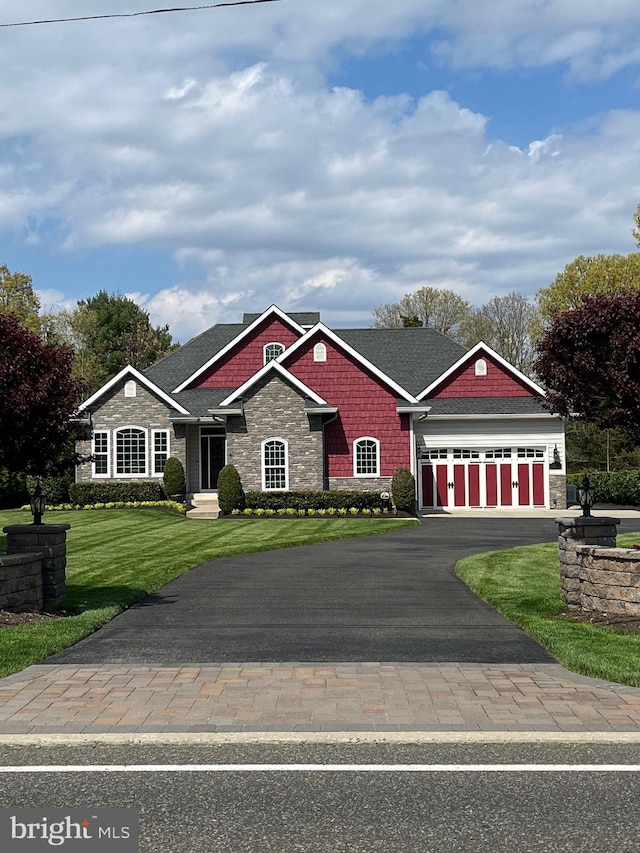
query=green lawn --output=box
[456,532,640,687]
[0,509,418,677]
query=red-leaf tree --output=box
[534,292,640,436]
[0,313,82,475]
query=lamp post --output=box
[30,483,46,526]
[576,475,595,518]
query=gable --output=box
[283,332,403,406]
[431,352,536,399]
[188,317,301,389]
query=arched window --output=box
[475,358,487,376]
[124,380,137,397]
[262,438,288,490]
[115,427,148,475]
[264,342,285,364]
[313,342,327,362]
[354,437,380,477]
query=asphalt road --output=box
[1,741,639,852]
[45,517,639,666]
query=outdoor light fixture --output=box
[30,483,46,526]
[576,475,595,518]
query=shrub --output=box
[163,457,186,498]
[392,467,416,513]
[567,471,640,506]
[217,464,246,514]
[69,481,165,506]
[26,471,74,506]
[0,468,28,509]
[245,489,382,511]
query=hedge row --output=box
[68,482,165,506]
[0,469,28,509]
[567,471,640,506]
[245,490,386,511]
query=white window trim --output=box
[124,380,137,397]
[261,437,289,491]
[113,425,149,478]
[313,342,327,362]
[152,428,171,477]
[92,429,111,479]
[475,358,487,376]
[353,436,380,478]
[263,341,285,364]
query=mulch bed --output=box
[0,610,70,628]
[557,610,640,633]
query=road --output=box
[1,740,639,852]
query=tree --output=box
[76,291,176,378]
[43,307,109,398]
[536,253,640,326]
[457,292,537,373]
[564,420,640,473]
[373,287,471,336]
[0,313,82,475]
[0,264,42,334]
[49,291,178,396]
[534,292,640,438]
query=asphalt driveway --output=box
[45,517,602,665]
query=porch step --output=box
[186,493,220,520]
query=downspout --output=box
[322,411,339,490]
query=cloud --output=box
[0,2,639,339]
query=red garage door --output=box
[420,448,546,509]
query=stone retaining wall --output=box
[573,546,640,616]
[2,523,70,611]
[556,515,640,616]
[0,552,43,612]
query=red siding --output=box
[433,353,534,398]
[191,318,300,388]
[283,336,410,477]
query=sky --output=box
[1,0,640,342]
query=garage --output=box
[419,446,547,509]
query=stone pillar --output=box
[3,524,71,610]
[555,516,619,610]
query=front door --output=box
[200,429,226,490]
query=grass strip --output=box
[0,509,417,677]
[456,533,640,688]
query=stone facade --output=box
[226,375,324,491]
[76,377,186,485]
[329,477,392,492]
[549,474,567,510]
[0,552,43,612]
[4,524,71,609]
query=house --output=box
[75,304,566,511]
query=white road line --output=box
[0,764,640,773]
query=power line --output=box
[0,0,283,28]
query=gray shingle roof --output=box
[144,324,245,394]
[425,397,546,416]
[138,311,536,418]
[338,327,467,398]
[243,312,320,326]
[170,388,237,418]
